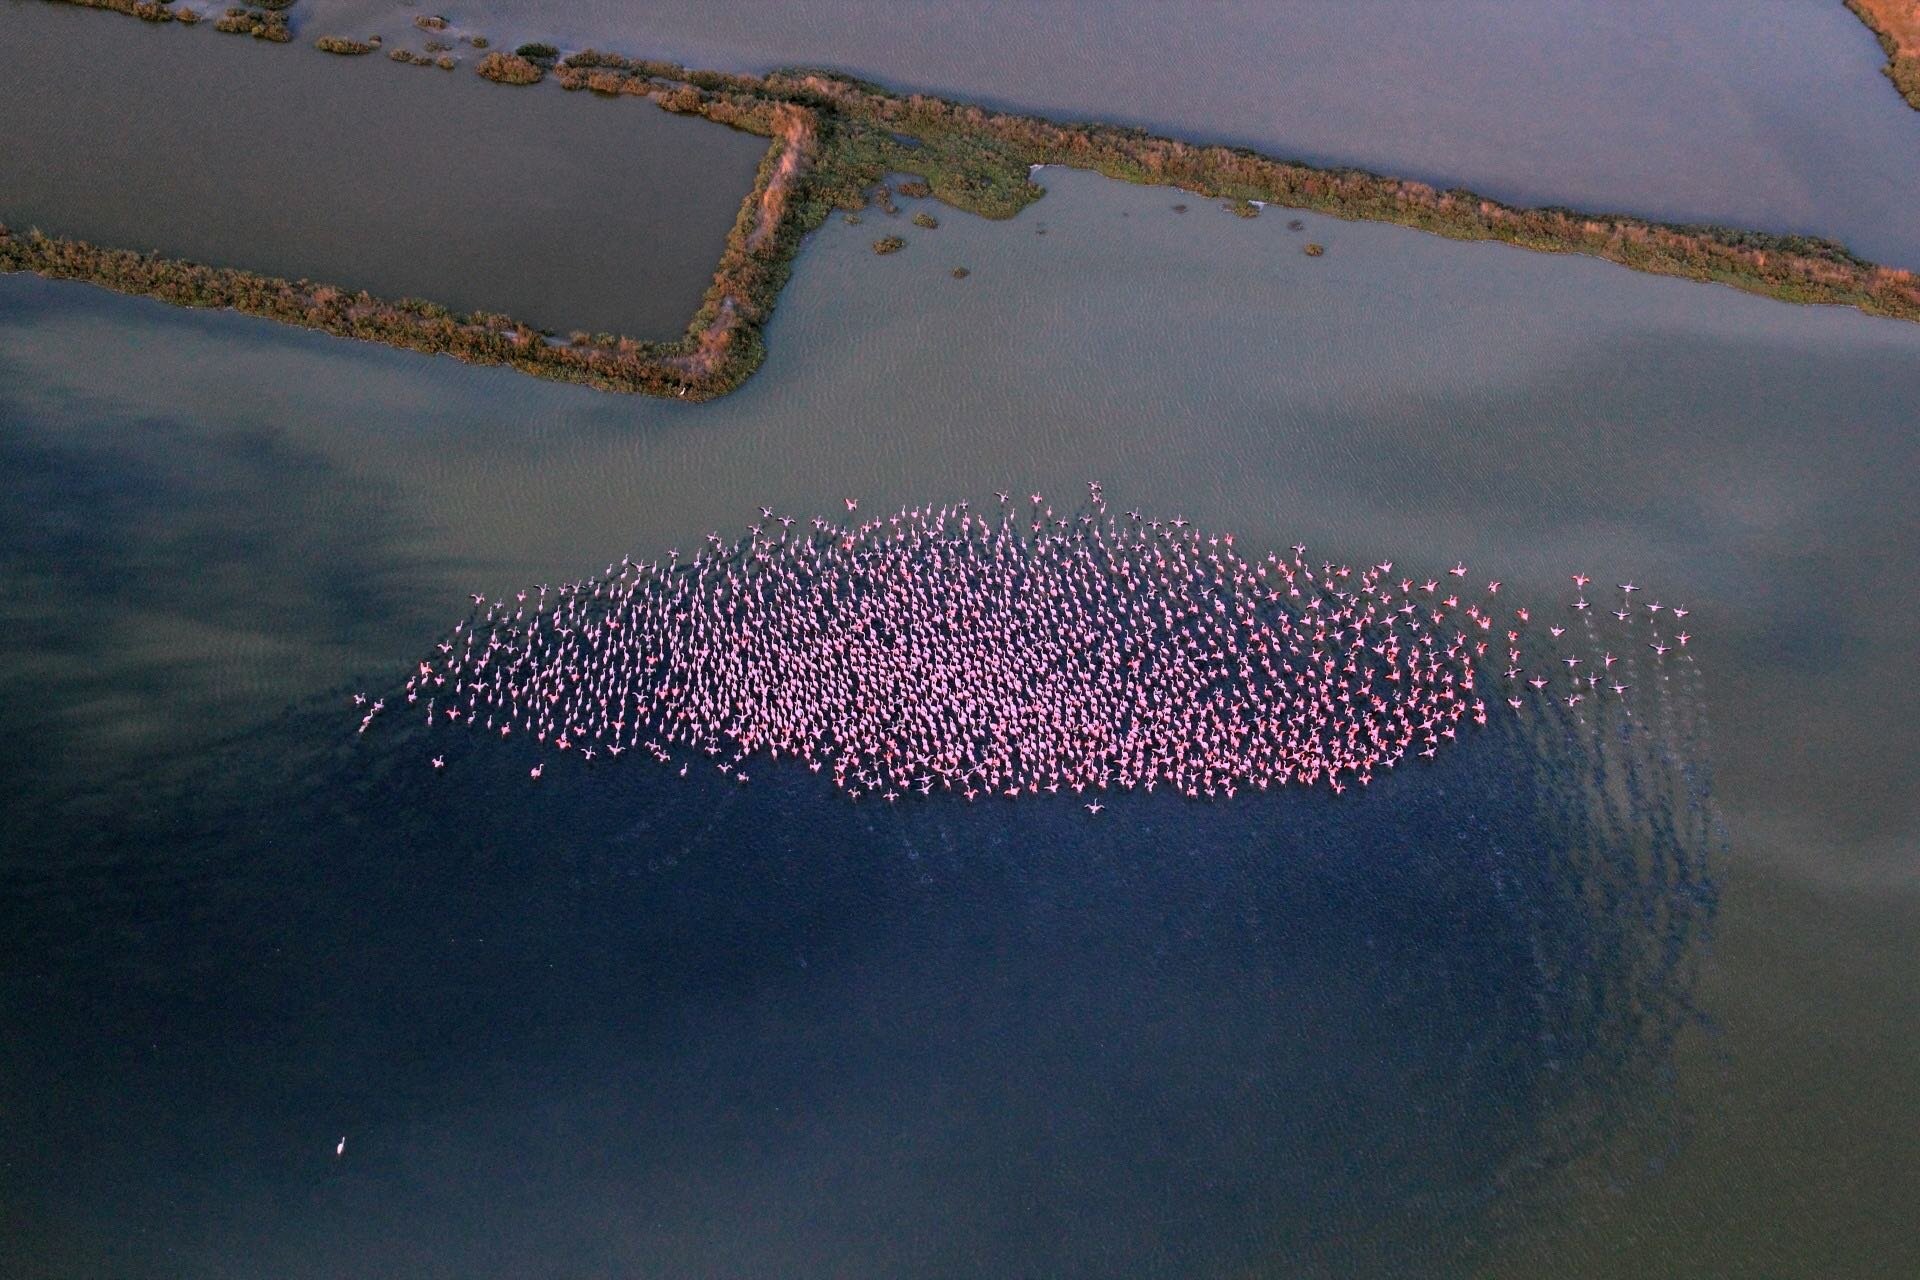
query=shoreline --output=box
[1846,0,1920,110]
[8,1,1920,399]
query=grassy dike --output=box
[10,3,1920,400]
[1846,0,1920,110]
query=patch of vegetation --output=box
[413,14,447,31]
[872,236,905,255]
[35,0,237,20]
[1846,0,1920,110]
[911,211,938,229]
[213,6,290,40]
[896,179,931,198]
[951,266,970,278]
[1226,198,1259,218]
[1303,243,1325,257]
[513,41,559,63]
[386,48,457,70]
[315,35,380,55]
[476,51,543,84]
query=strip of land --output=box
[1847,0,1920,109]
[7,1,1920,400]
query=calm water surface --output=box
[304,0,1920,265]
[0,4,768,337]
[2,173,1916,1276]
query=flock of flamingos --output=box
[356,485,1695,806]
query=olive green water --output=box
[0,4,768,337]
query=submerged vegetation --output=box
[13,2,1920,400]
[1846,0,1920,108]
[389,48,456,69]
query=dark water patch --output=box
[0,4,768,338]
[0,339,465,804]
[0,668,1714,1277]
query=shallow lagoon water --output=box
[309,0,1920,266]
[0,4,768,337]
[2,170,1917,1276]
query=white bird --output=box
[335,1136,346,1158]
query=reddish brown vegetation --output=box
[476,51,545,84]
[1847,0,1920,107]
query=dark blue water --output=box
[3,673,1711,1277]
